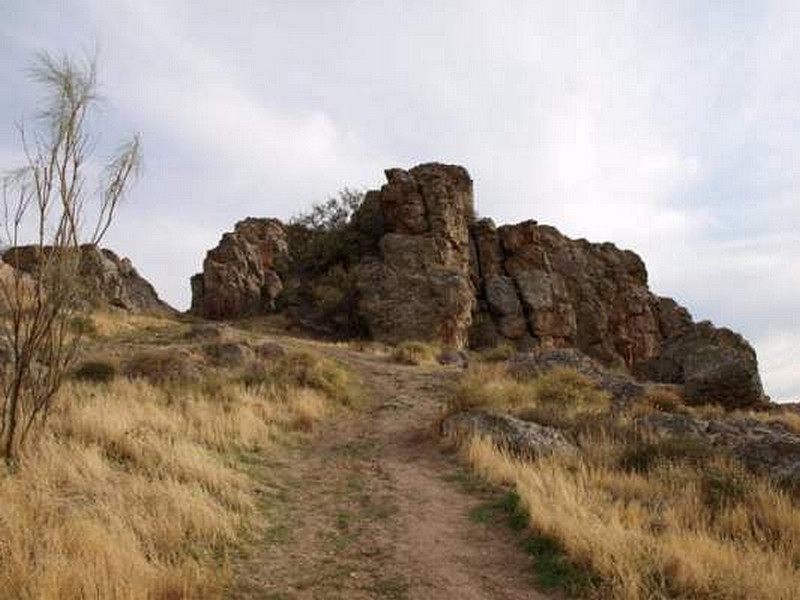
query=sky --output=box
[0,1,798,401]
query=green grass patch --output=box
[523,534,595,594]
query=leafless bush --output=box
[0,52,141,462]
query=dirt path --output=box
[232,339,553,600]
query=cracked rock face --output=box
[469,217,763,408]
[190,217,288,319]
[353,164,476,347]
[189,162,765,408]
[2,244,172,314]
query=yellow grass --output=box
[455,364,800,599]
[449,363,609,419]
[89,311,184,339]
[391,341,439,366]
[0,349,349,599]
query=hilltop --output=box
[2,164,800,600]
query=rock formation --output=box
[190,218,288,319]
[190,162,765,407]
[353,164,475,346]
[2,244,172,314]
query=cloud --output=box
[1,0,799,400]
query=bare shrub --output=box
[0,53,141,462]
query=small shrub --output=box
[123,349,200,384]
[392,341,438,366]
[700,462,753,512]
[478,342,515,363]
[240,351,359,406]
[69,315,98,337]
[532,368,610,413]
[619,436,715,474]
[73,359,117,383]
[640,386,685,413]
[449,364,533,413]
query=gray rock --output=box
[509,347,646,402]
[202,342,254,367]
[441,410,575,458]
[637,411,800,488]
[436,349,469,368]
[3,244,173,314]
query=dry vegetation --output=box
[391,340,439,366]
[448,363,800,599]
[0,315,359,599]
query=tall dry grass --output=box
[0,348,353,599]
[453,366,800,599]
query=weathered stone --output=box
[191,218,288,319]
[354,163,476,346]
[188,162,766,408]
[253,341,288,361]
[635,322,763,409]
[473,218,504,278]
[202,342,254,368]
[509,348,647,403]
[437,349,469,368]
[441,410,575,458]
[2,244,172,314]
[484,275,527,339]
[637,411,800,488]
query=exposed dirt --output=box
[232,337,554,600]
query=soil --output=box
[231,336,555,600]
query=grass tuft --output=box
[391,341,438,366]
[73,358,118,383]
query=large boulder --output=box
[473,219,660,364]
[634,322,764,409]
[190,218,288,319]
[508,347,647,403]
[2,244,172,314]
[441,410,575,458]
[353,164,476,346]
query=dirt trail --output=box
[233,338,553,600]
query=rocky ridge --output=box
[190,162,765,408]
[2,244,172,314]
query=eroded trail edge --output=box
[233,340,552,600]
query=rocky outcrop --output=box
[2,244,172,314]
[190,218,288,319]
[637,412,800,488]
[441,410,576,458]
[469,218,763,408]
[189,162,766,407]
[354,164,475,346]
[633,322,764,409]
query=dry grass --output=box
[391,341,438,366]
[452,366,800,599]
[239,350,361,406]
[89,311,185,339]
[0,344,355,599]
[449,363,609,420]
[477,342,516,363]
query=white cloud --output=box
[1,0,799,400]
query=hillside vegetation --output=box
[445,362,800,600]
[0,312,358,598]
